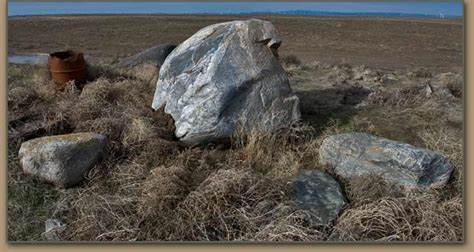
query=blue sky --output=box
[8,2,463,17]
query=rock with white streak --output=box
[319,133,453,188]
[41,219,66,241]
[152,19,300,145]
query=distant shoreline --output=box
[7,13,463,23]
[7,11,462,19]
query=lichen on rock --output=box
[18,132,108,188]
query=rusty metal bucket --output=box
[49,50,87,91]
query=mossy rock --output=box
[18,132,108,188]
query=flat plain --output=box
[8,15,463,71]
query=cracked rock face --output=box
[18,132,108,188]
[319,133,453,188]
[152,19,301,145]
[291,169,347,225]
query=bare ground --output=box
[8,15,463,72]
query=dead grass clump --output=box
[367,85,426,107]
[69,78,117,121]
[122,117,158,146]
[7,172,62,241]
[343,175,405,203]
[159,128,328,241]
[66,191,141,241]
[280,55,302,67]
[139,166,191,218]
[8,86,40,111]
[121,115,180,166]
[150,105,176,134]
[446,81,463,98]
[418,126,463,194]
[29,64,59,103]
[107,161,149,197]
[86,63,128,82]
[332,63,353,83]
[134,139,182,168]
[64,159,150,241]
[231,123,315,167]
[175,169,260,241]
[436,73,463,99]
[251,207,327,242]
[329,193,462,242]
[53,63,173,154]
[75,117,125,150]
[8,64,57,110]
[409,68,432,79]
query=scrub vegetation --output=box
[7,56,463,241]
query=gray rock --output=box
[290,169,347,225]
[41,219,66,241]
[19,132,108,188]
[319,133,453,188]
[425,83,434,97]
[152,19,300,145]
[116,44,177,68]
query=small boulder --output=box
[18,132,108,188]
[290,169,347,225]
[319,133,453,188]
[116,43,177,68]
[41,219,66,241]
[152,19,300,145]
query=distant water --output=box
[8,54,49,65]
[8,2,463,18]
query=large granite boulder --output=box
[319,133,453,188]
[290,169,347,225]
[116,44,177,68]
[152,19,301,145]
[18,132,108,188]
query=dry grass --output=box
[280,55,302,68]
[7,60,463,242]
[330,193,462,242]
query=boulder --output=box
[319,133,453,188]
[290,169,347,225]
[152,19,300,145]
[18,132,108,188]
[41,219,66,241]
[116,43,177,68]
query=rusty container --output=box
[49,50,87,91]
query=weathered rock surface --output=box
[152,19,301,144]
[290,169,347,225]
[319,133,453,188]
[41,219,66,241]
[116,43,177,68]
[19,132,108,188]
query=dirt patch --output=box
[8,15,462,72]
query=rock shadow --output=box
[295,85,372,132]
